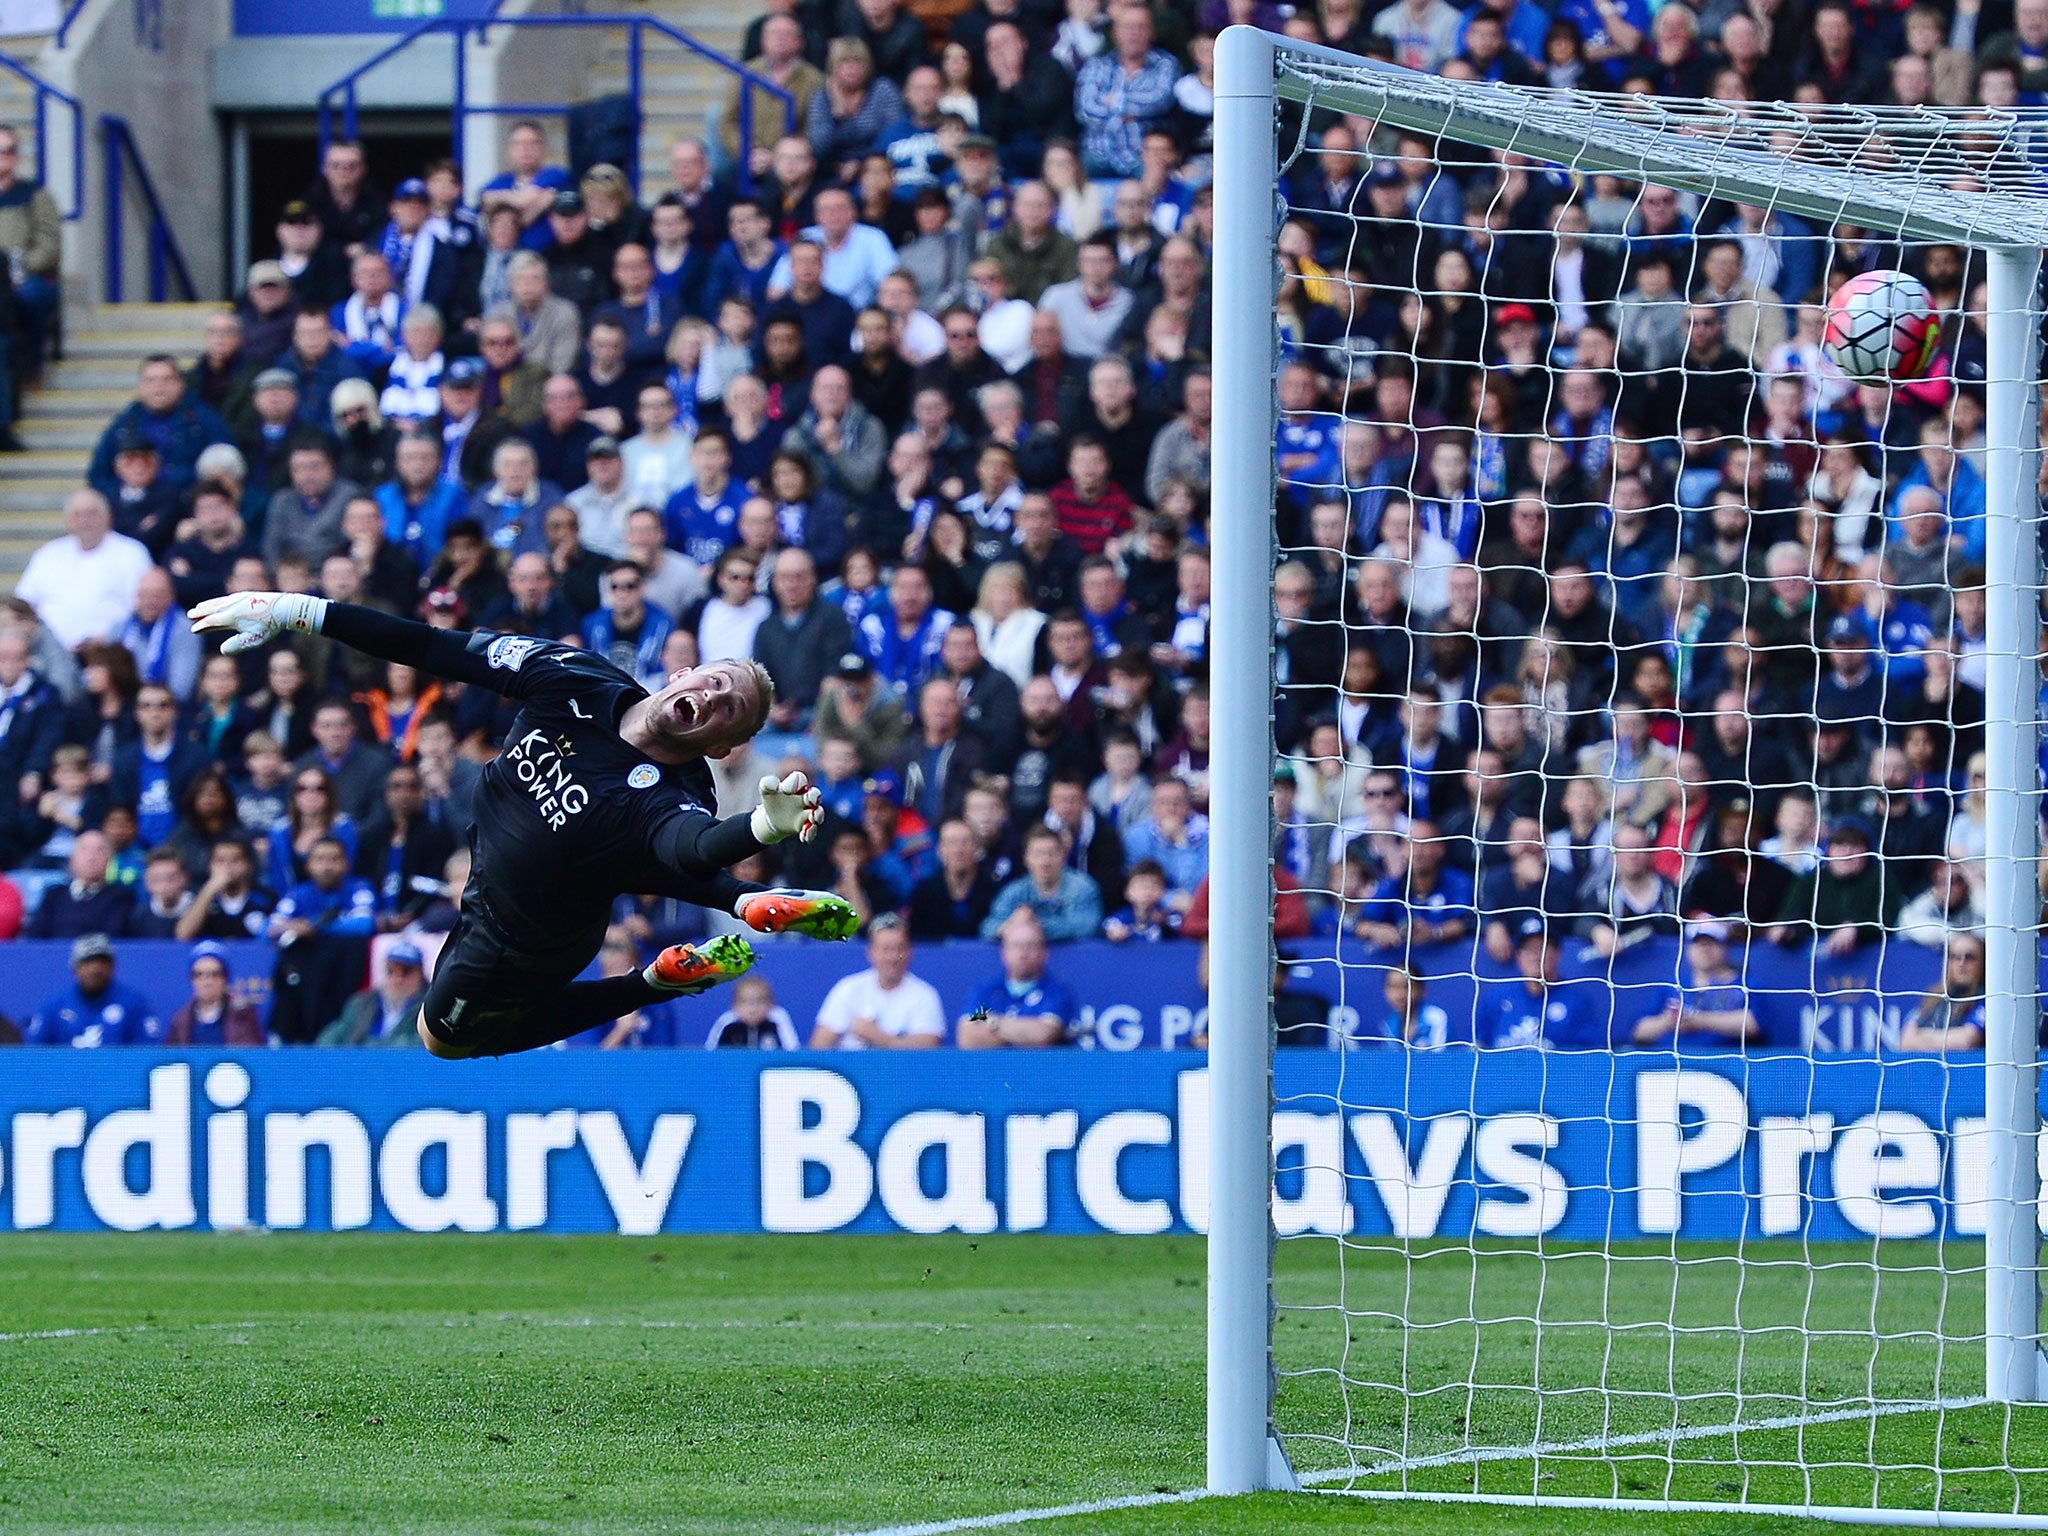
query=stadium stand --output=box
[0,0,2007,1053]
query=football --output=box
[1822,269,1940,384]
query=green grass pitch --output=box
[2,1233,2045,1534]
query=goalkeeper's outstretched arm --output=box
[190,593,520,692]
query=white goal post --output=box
[1206,22,2048,1517]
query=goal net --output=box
[1204,27,2048,1523]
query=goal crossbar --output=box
[1268,33,2048,250]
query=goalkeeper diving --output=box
[190,590,860,1058]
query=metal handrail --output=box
[100,114,196,303]
[54,0,86,47]
[314,13,796,196]
[0,53,82,221]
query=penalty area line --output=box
[834,1488,1214,1535]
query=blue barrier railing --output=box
[54,0,86,48]
[100,114,196,303]
[315,13,795,197]
[0,52,82,221]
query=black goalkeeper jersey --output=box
[319,610,765,966]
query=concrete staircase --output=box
[0,301,211,591]
[579,0,750,192]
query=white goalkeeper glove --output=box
[750,771,824,845]
[189,591,330,656]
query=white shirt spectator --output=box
[813,966,946,1048]
[1035,279,1134,361]
[768,222,901,310]
[697,590,771,662]
[619,430,695,509]
[17,521,153,649]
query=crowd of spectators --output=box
[0,0,2026,1049]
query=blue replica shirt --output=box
[1357,867,1477,935]
[1840,601,1936,690]
[273,876,378,936]
[963,969,1078,1038]
[26,980,163,1047]
[1631,971,1752,1050]
[482,167,571,249]
[1275,417,1341,500]
[1483,975,1612,1050]
[663,481,751,567]
[134,746,175,847]
[858,609,954,704]
[1349,997,1457,1049]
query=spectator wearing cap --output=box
[816,650,911,768]
[88,355,233,505]
[24,933,162,1047]
[99,430,181,559]
[1073,5,1177,180]
[959,910,1078,1049]
[536,189,606,313]
[1630,921,1760,1048]
[559,434,632,558]
[808,915,945,1050]
[1768,815,1891,956]
[480,120,572,251]
[272,198,350,309]
[379,178,467,326]
[318,941,429,1047]
[232,365,317,508]
[898,187,974,313]
[236,259,302,371]
[949,135,1011,239]
[1815,613,1886,727]
[423,357,500,492]
[981,822,1103,942]
[165,941,267,1046]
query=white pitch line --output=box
[1302,1395,1991,1483]
[0,1320,266,1344]
[833,1488,1215,1536]
[839,1398,1999,1536]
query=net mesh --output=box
[1253,55,2048,1518]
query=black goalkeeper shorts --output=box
[419,907,606,1052]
